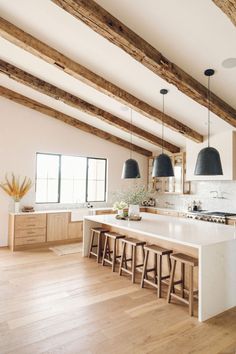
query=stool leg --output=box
[124,244,128,269]
[157,255,162,298]
[112,239,117,272]
[181,263,185,298]
[89,231,95,258]
[107,239,111,261]
[167,254,171,275]
[141,250,148,288]
[154,253,157,284]
[119,242,126,276]
[189,265,194,316]
[102,236,108,266]
[131,245,136,283]
[97,233,101,263]
[167,260,176,303]
[142,245,145,263]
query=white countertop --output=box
[9,207,113,216]
[84,212,236,248]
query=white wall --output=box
[0,97,148,246]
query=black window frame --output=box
[35,152,107,204]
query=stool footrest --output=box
[90,251,98,257]
[120,267,132,275]
[160,275,170,280]
[136,264,144,268]
[146,267,156,273]
[170,293,190,305]
[103,259,113,265]
[143,279,158,289]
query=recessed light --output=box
[222,58,236,69]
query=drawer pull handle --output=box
[27,239,36,241]
[27,232,35,235]
[28,224,36,227]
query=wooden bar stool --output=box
[102,232,126,272]
[167,253,198,316]
[119,237,146,283]
[89,227,109,262]
[141,244,173,298]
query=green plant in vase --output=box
[113,184,149,218]
[113,201,128,216]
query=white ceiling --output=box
[0,0,235,154]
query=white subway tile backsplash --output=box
[154,181,236,212]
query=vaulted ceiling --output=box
[0,0,235,155]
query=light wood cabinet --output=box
[15,214,46,229]
[8,213,47,251]
[68,221,83,240]
[8,208,113,251]
[47,213,69,241]
[95,209,116,215]
[145,208,186,218]
[148,152,190,194]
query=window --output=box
[36,153,107,203]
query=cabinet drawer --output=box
[15,235,46,246]
[15,228,46,238]
[15,214,46,230]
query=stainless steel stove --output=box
[186,211,236,224]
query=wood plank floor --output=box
[0,247,235,354]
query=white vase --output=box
[117,209,123,216]
[128,204,140,217]
[14,201,20,213]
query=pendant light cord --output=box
[130,108,132,159]
[208,75,211,148]
[162,94,164,154]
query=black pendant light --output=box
[121,109,140,179]
[152,89,174,177]
[194,69,223,176]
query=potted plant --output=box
[113,185,149,218]
[113,201,128,216]
[0,174,32,213]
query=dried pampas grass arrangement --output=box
[0,173,32,202]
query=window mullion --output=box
[85,157,89,202]
[58,154,62,203]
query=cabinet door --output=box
[68,222,83,239]
[95,210,115,215]
[145,208,157,214]
[47,213,69,241]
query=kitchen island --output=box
[83,212,236,322]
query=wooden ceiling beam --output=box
[212,0,236,26]
[0,16,203,143]
[51,0,236,127]
[0,86,152,157]
[0,59,180,153]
